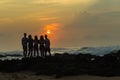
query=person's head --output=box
[24,33,27,37]
[28,35,32,39]
[34,35,38,40]
[40,35,44,40]
[45,34,48,39]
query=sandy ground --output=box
[0,72,120,80]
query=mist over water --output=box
[0,46,120,60]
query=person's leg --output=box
[24,49,27,58]
[48,51,51,56]
[29,47,32,57]
[28,49,30,57]
[35,50,36,57]
[23,49,25,57]
[45,51,47,57]
[25,48,27,57]
[40,47,43,57]
[44,48,47,57]
[48,48,51,56]
[40,46,44,57]
[40,50,43,57]
[23,46,26,58]
[28,46,31,57]
[42,47,45,57]
[25,46,28,57]
[43,48,45,57]
[43,47,46,57]
[37,48,39,57]
[34,48,35,57]
[31,48,33,57]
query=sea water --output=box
[0,46,120,60]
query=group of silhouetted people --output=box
[21,33,51,58]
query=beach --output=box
[0,50,120,80]
[0,72,120,80]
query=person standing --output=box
[39,35,45,57]
[21,33,28,58]
[33,35,39,57]
[44,34,51,56]
[28,35,34,57]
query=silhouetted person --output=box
[28,35,33,57]
[39,35,45,57]
[34,35,39,57]
[44,35,51,56]
[21,33,28,58]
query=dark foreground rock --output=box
[0,50,120,78]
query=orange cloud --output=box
[44,23,60,31]
[35,23,61,36]
[31,0,97,5]
[39,17,58,21]
[43,23,62,46]
[0,18,14,24]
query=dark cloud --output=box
[89,0,120,11]
[0,33,5,37]
[61,10,120,47]
[65,11,120,31]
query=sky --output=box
[0,0,120,51]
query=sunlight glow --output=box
[44,23,60,35]
[31,0,97,5]
[47,30,51,34]
[42,23,62,43]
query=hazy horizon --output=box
[0,0,120,51]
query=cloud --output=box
[0,33,4,37]
[44,23,61,30]
[0,0,12,4]
[89,0,120,12]
[67,11,120,28]
[39,17,59,21]
[0,18,14,24]
[0,0,30,4]
[0,33,8,39]
[31,0,97,5]
[61,10,120,44]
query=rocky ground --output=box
[0,50,120,78]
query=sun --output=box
[47,30,51,34]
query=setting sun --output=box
[47,30,51,34]
[43,23,61,35]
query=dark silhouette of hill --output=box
[0,50,120,78]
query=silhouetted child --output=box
[44,34,51,56]
[21,33,28,58]
[34,35,39,57]
[28,35,33,57]
[39,35,45,57]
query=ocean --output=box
[0,46,120,60]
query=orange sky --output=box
[35,23,62,46]
[0,0,120,51]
